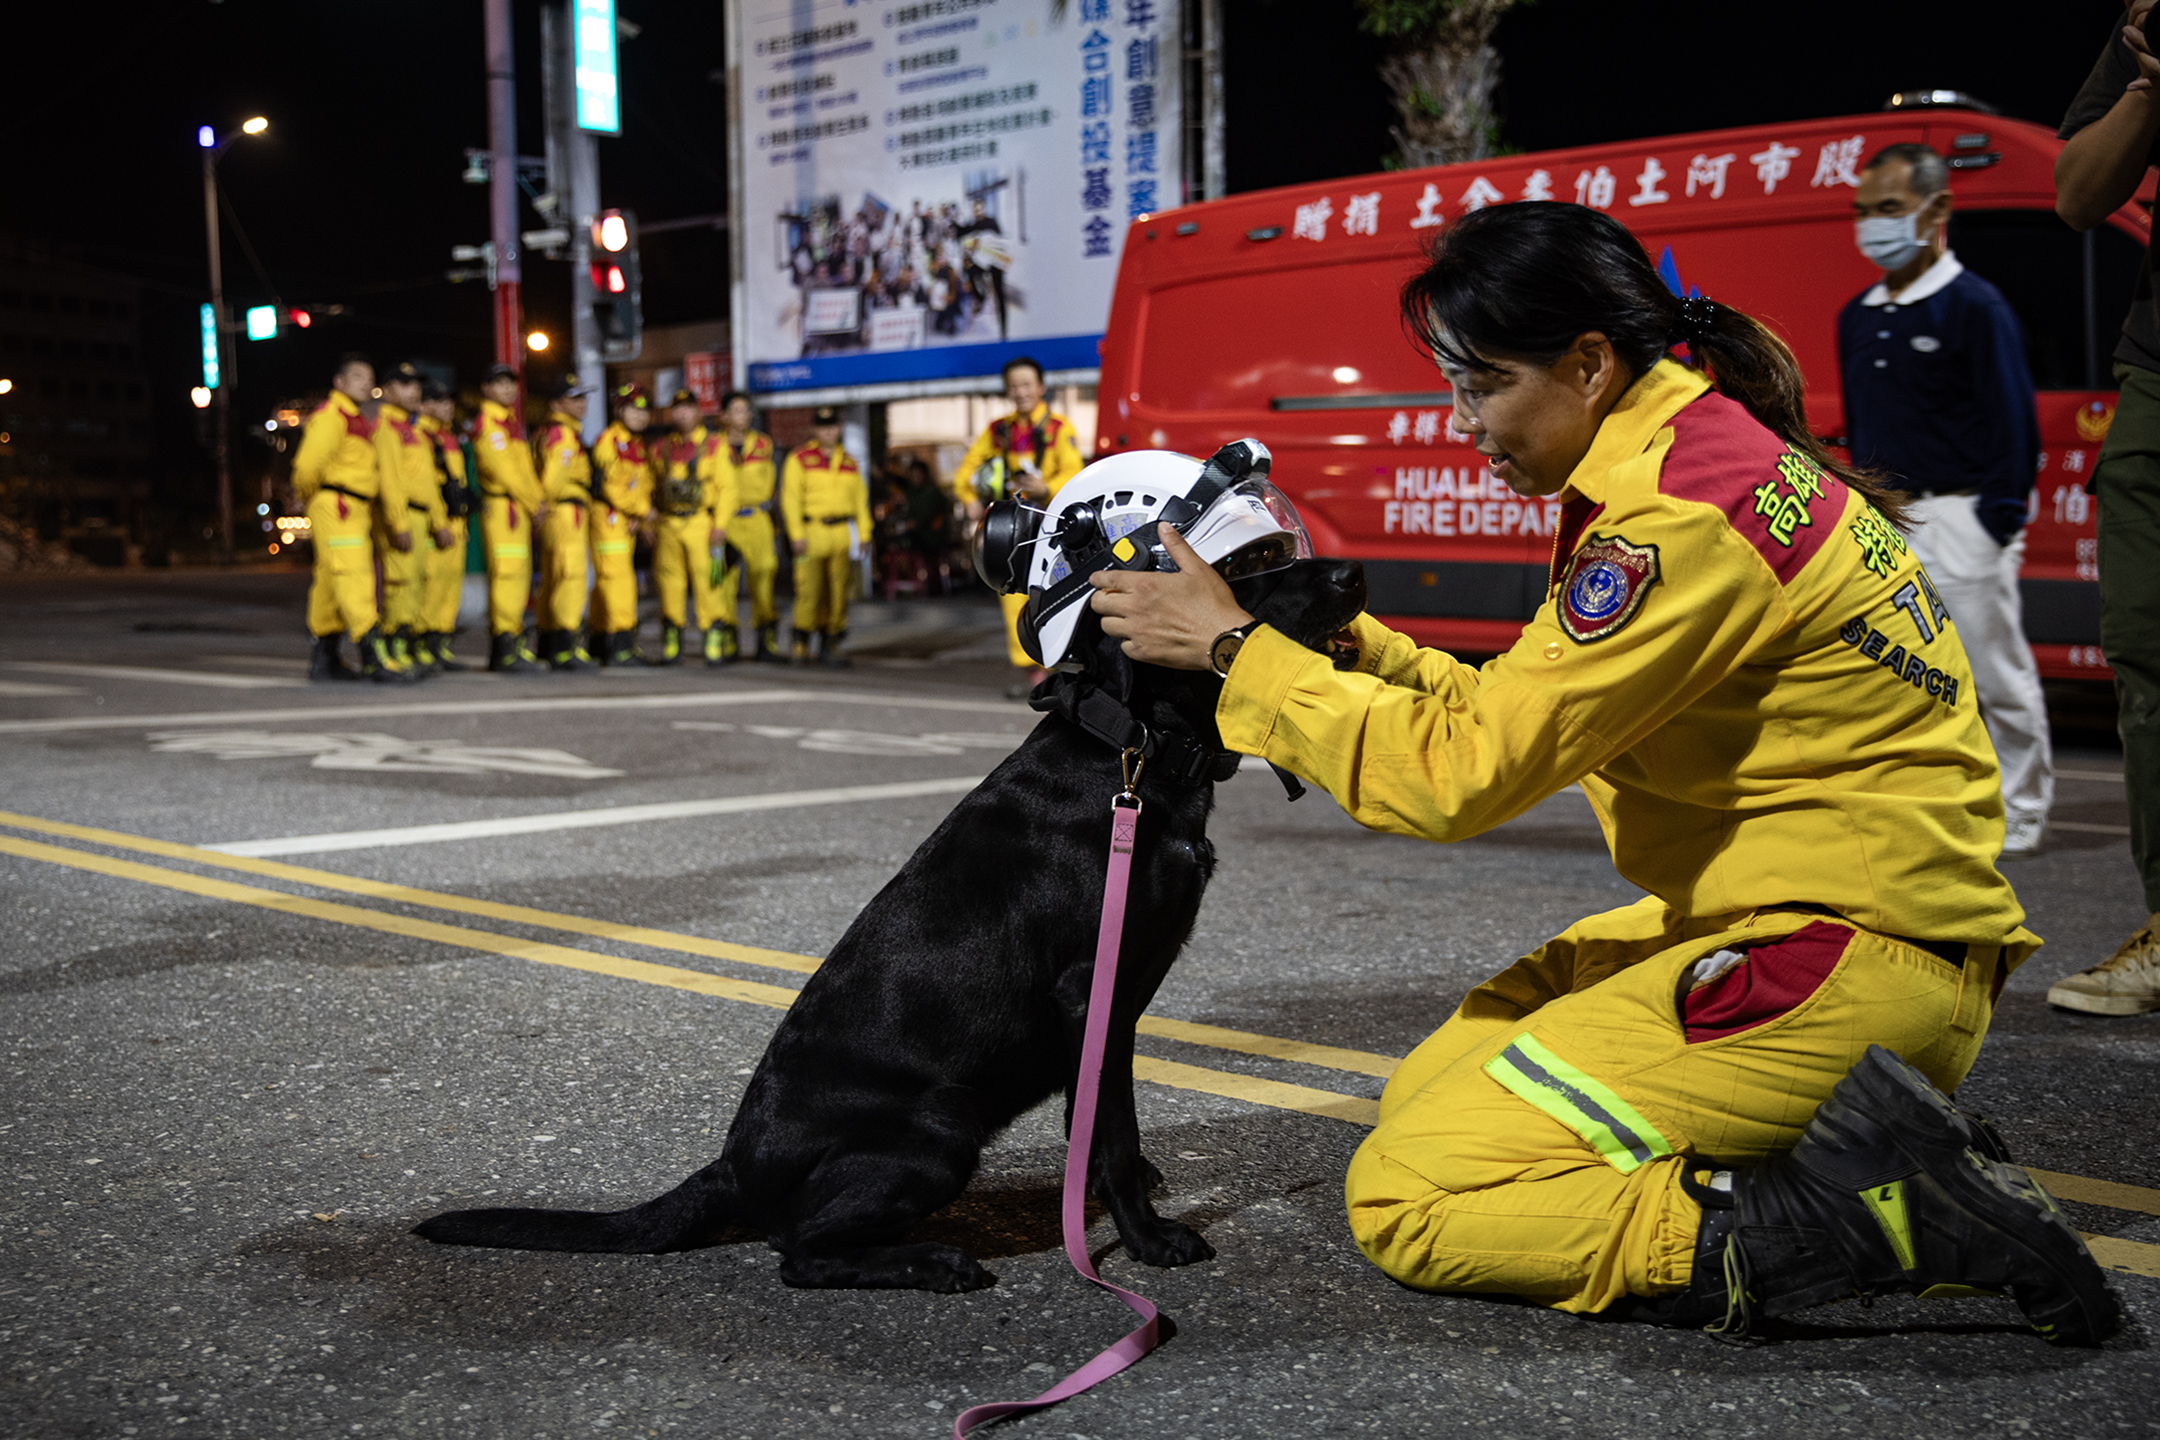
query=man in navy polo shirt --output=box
[1838,141,2051,859]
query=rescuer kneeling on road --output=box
[1087,202,2121,1343]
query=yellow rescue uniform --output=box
[536,413,594,634]
[952,401,1086,666]
[416,414,470,637]
[1215,360,2038,1313]
[293,390,385,643]
[782,440,872,639]
[473,397,543,637]
[370,403,434,638]
[713,429,780,631]
[650,427,736,633]
[589,423,653,637]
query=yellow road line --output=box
[1133,1056,1381,1127]
[2081,1235,2160,1280]
[0,809,820,975]
[0,808,1406,1076]
[6,820,2159,1282]
[2029,1168,2160,1219]
[0,835,803,1012]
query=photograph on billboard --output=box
[730,0,1180,395]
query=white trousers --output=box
[1905,494,2054,838]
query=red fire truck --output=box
[1095,97,2148,678]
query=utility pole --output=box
[201,144,234,564]
[542,0,605,442]
[484,0,523,374]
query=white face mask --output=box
[1855,200,1938,271]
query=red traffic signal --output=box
[287,309,312,329]
[594,210,630,253]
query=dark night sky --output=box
[1,0,2124,508]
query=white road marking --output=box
[148,730,623,779]
[1,662,306,690]
[670,719,1022,757]
[0,685,1014,736]
[202,775,986,856]
[2050,821,2134,836]
[0,681,88,697]
[2055,770,2125,783]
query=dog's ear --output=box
[1241,559,1367,650]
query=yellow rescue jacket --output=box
[781,440,872,541]
[1219,359,2037,954]
[951,400,1085,503]
[292,390,381,505]
[592,422,654,519]
[714,429,778,513]
[370,402,435,532]
[538,411,593,505]
[651,425,737,521]
[473,397,543,513]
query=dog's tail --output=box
[412,1162,740,1254]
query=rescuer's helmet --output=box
[973,438,1311,667]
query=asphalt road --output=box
[1,569,2155,1440]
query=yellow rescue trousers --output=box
[1000,592,1033,667]
[653,512,717,629]
[376,520,425,635]
[480,496,536,636]
[423,518,467,635]
[540,500,591,632]
[588,508,639,634]
[305,488,379,642]
[792,519,855,635]
[1345,897,1998,1313]
[718,508,779,629]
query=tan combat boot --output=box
[2047,914,2160,1016]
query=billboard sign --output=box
[575,0,621,135]
[728,0,1180,397]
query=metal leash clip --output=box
[1117,746,1146,812]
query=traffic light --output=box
[588,207,642,362]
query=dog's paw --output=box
[918,1247,999,1294]
[1123,1218,1215,1269]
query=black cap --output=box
[549,372,598,401]
[812,404,841,425]
[483,362,520,383]
[383,360,424,385]
[420,378,452,403]
[668,388,702,409]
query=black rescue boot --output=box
[1653,1047,2119,1344]
[706,623,739,666]
[401,627,438,678]
[818,627,850,668]
[657,622,683,666]
[544,629,597,671]
[358,626,418,684]
[431,633,470,672]
[488,632,541,674]
[308,634,358,683]
[754,622,783,662]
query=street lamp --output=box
[200,115,269,564]
[526,331,550,352]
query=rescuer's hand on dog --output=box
[1088,525,1253,670]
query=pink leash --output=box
[954,753,1161,1436]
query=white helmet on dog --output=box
[971,439,1312,668]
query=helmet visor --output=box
[1192,478,1313,583]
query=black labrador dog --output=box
[415,557,1367,1292]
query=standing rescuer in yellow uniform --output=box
[536,373,600,671]
[474,362,544,672]
[294,352,412,683]
[952,356,1086,693]
[712,389,782,662]
[782,404,871,667]
[589,382,655,666]
[1088,203,2120,1345]
[371,361,441,677]
[649,390,735,666]
[415,379,475,671]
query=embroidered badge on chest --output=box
[1559,533,1661,643]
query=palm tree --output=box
[1355,0,1527,169]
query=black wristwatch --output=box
[1210,622,1260,678]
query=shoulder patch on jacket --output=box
[1659,391,1845,583]
[1559,533,1660,642]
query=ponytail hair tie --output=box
[1672,296,1720,346]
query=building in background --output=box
[0,249,159,567]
